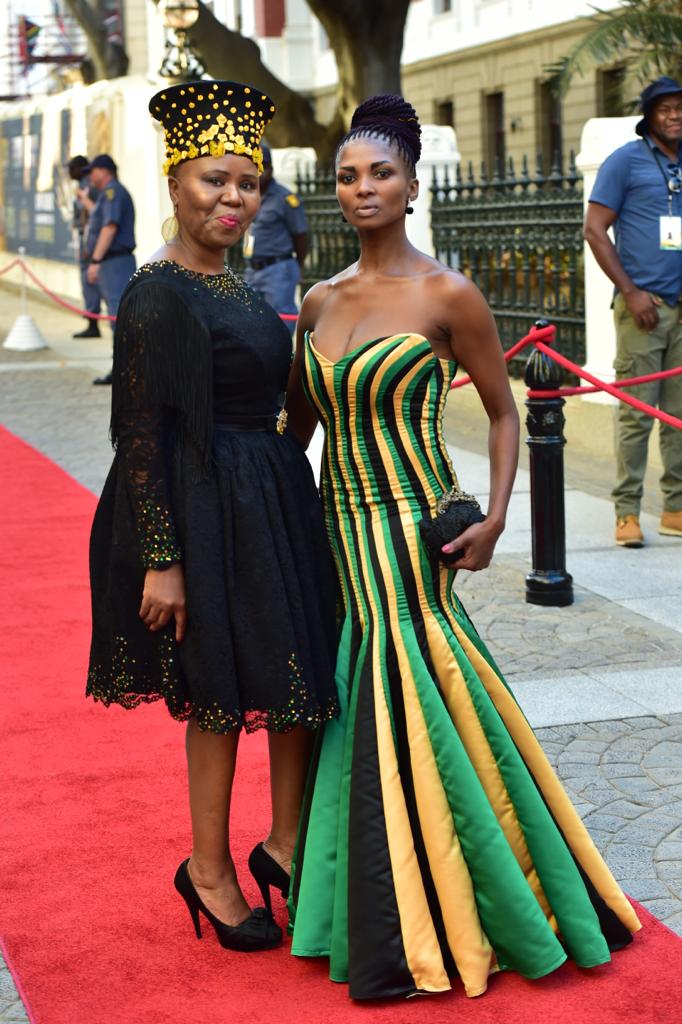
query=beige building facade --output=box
[402,19,627,174]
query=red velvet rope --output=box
[449,319,681,430]
[528,364,682,397]
[0,258,299,323]
[531,341,682,430]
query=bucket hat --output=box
[635,76,682,136]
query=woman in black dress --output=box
[87,81,338,952]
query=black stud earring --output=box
[406,202,414,215]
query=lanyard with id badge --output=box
[645,137,682,250]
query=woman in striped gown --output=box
[282,94,640,1000]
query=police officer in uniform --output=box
[67,155,103,337]
[243,144,307,331]
[84,154,136,384]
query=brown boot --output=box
[660,510,682,537]
[615,515,644,548]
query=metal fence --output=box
[294,166,360,294]
[431,153,585,374]
[227,153,586,375]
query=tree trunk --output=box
[63,0,129,80]
[307,0,411,127]
[182,4,339,157]
[70,0,411,159]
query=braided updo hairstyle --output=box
[336,94,422,175]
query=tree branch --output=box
[63,0,128,79]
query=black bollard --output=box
[524,319,574,606]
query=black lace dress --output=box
[87,260,339,733]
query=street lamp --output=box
[158,0,204,81]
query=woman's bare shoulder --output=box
[298,280,331,331]
[427,262,479,299]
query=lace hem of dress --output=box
[86,639,339,735]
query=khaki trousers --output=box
[612,293,682,516]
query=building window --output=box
[598,65,627,117]
[485,91,505,173]
[434,99,455,127]
[434,0,452,13]
[537,78,563,171]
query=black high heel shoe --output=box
[174,859,282,952]
[248,842,290,915]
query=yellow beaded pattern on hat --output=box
[149,81,276,175]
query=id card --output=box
[660,215,682,250]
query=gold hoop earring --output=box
[161,210,179,242]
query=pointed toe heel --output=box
[174,859,281,952]
[247,842,290,915]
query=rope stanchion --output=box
[3,249,48,352]
[524,319,573,607]
[0,258,300,325]
[513,316,680,606]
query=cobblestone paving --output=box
[458,555,682,681]
[1,324,681,1018]
[0,363,112,495]
[0,964,29,1023]
[538,714,682,935]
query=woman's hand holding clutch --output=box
[441,519,502,572]
[139,564,187,642]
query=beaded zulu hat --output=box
[148,80,275,175]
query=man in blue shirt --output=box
[84,154,136,384]
[243,145,308,333]
[585,77,682,546]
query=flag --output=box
[18,16,41,65]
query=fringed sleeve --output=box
[110,278,213,570]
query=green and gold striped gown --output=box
[288,333,640,1000]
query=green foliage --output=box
[547,1,682,100]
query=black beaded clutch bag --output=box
[419,487,486,567]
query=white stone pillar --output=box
[271,146,316,192]
[576,116,638,402]
[408,125,460,257]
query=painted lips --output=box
[217,216,240,228]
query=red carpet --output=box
[1,422,681,1024]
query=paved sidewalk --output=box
[1,289,681,1022]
